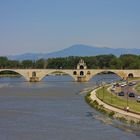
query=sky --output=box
[0,0,140,55]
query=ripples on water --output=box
[0,74,140,140]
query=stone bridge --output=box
[0,59,140,82]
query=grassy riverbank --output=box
[127,77,140,81]
[85,88,140,125]
[96,86,140,113]
[0,71,20,77]
[0,74,21,77]
[85,93,115,117]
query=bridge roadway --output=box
[0,69,140,82]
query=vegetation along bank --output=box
[1,54,140,69]
[85,84,140,125]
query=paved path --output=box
[90,88,140,120]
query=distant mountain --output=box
[8,44,140,60]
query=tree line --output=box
[0,54,140,69]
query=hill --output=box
[8,44,140,60]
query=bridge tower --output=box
[77,59,87,70]
[76,59,89,82]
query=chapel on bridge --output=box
[77,59,87,70]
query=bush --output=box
[93,100,99,106]
[84,96,91,103]
[136,121,140,125]
[87,93,91,96]
[117,116,127,122]
[130,120,135,124]
[108,111,115,117]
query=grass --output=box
[135,82,140,94]
[96,86,140,113]
[127,77,140,82]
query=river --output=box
[0,74,140,140]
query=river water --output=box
[0,74,140,140]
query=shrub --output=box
[130,120,135,124]
[93,100,99,106]
[117,116,127,122]
[108,111,115,117]
[136,121,140,125]
[87,93,91,96]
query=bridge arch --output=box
[87,71,91,75]
[39,70,77,81]
[88,70,125,82]
[128,73,134,78]
[80,71,84,76]
[0,69,29,81]
[80,65,84,69]
[32,71,36,77]
[73,71,77,75]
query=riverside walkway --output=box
[90,88,140,120]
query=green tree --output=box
[120,54,140,69]
[21,60,34,69]
[35,59,47,69]
[0,57,8,68]
[96,54,116,69]
[7,60,20,68]
[109,57,122,69]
